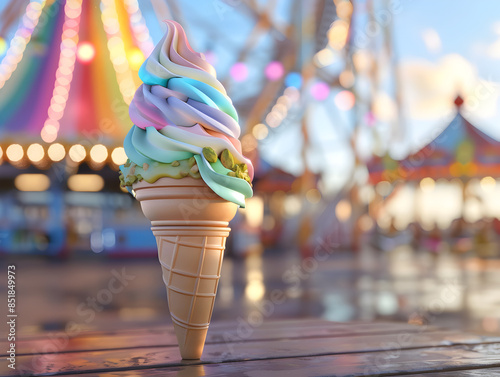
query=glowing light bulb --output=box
[90,144,108,163]
[285,72,302,89]
[127,48,144,70]
[48,143,66,162]
[111,147,127,165]
[334,90,355,110]
[265,61,284,81]
[0,37,6,55]
[315,48,335,67]
[310,82,330,101]
[27,143,44,162]
[77,42,95,63]
[69,144,86,162]
[230,62,248,82]
[252,123,268,140]
[6,144,24,162]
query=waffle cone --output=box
[133,177,238,359]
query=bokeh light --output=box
[265,61,284,81]
[0,37,6,55]
[69,144,86,162]
[334,90,355,110]
[285,72,302,88]
[111,147,127,165]
[0,0,45,90]
[352,50,372,72]
[27,143,44,162]
[480,176,496,192]
[77,41,95,63]
[90,144,108,163]
[252,123,269,140]
[14,174,50,192]
[68,174,104,192]
[284,86,301,102]
[310,82,330,101]
[6,144,24,162]
[336,0,353,19]
[376,181,392,196]
[48,143,66,162]
[272,103,288,117]
[328,20,349,50]
[306,189,321,204]
[373,92,397,121]
[230,62,248,82]
[420,177,435,192]
[266,112,283,128]
[315,48,335,67]
[359,214,374,232]
[339,70,354,88]
[127,48,144,70]
[335,199,352,221]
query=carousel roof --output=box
[368,97,500,183]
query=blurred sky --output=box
[1,0,500,191]
[393,0,500,153]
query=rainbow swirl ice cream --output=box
[119,20,253,207]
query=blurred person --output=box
[423,224,442,262]
[408,222,423,251]
[298,214,314,258]
[492,217,500,255]
[449,217,473,255]
[474,219,496,259]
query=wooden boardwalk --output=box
[3,319,500,376]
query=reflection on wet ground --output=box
[3,245,500,336]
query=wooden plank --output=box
[10,318,418,341]
[10,321,436,356]
[19,345,500,377]
[8,333,500,376]
[408,369,500,376]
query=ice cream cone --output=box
[133,177,237,359]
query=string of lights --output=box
[1,142,127,167]
[40,0,82,144]
[242,86,300,153]
[123,0,154,57]
[100,0,136,104]
[0,0,46,90]
[249,0,354,151]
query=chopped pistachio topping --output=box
[202,147,217,163]
[220,149,235,169]
[120,156,201,187]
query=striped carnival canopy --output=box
[0,0,152,150]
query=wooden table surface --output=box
[2,319,500,376]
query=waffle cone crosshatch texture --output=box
[133,177,238,359]
[155,226,230,359]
